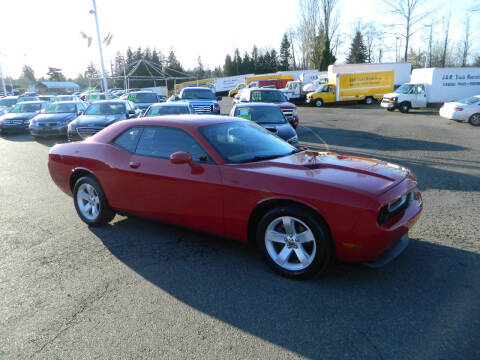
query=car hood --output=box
[260,123,296,140]
[0,112,38,121]
[234,151,410,196]
[33,113,77,123]
[383,92,400,99]
[72,114,125,127]
[182,99,218,105]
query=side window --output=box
[417,85,425,94]
[113,127,142,153]
[125,101,132,111]
[135,127,210,163]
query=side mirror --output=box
[170,151,192,164]
[217,96,222,101]
[127,110,136,118]
[77,110,84,116]
[170,151,203,174]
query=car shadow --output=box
[0,133,33,142]
[90,216,480,359]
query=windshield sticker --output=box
[128,94,137,101]
[251,92,262,101]
[238,108,252,120]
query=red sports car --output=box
[48,115,422,278]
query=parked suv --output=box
[170,87,221,114]
[234,88,299,128]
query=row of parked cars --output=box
[0,86,302,146]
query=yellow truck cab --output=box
[228,83,245,97]
[306,70,394,107]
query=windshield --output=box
[200,121,298,164]
[53,96,75,102]
[10,103,43,113]
[315,85,325,93]
[145,105,190,116]
[45,103,77,113]
[396,84,414,94]
[251,90,287,103]
[182,89,215,100]
[234,106,287,124]
[128,93,158,103]
[458,96,480,105]
[17,97,39,103]
[84,103,125,115]
[0,98,17,107]
[87,94,106,101]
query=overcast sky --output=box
[0,0,478,79]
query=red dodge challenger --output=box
[48,115,422,278]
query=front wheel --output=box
[399,102,410,113]
[257,206,332,278]
[469,113,480,126]
[73,176,115,226]
[314,99,323,107]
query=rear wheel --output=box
[364,96,373,105]
[257,205,332,278]
[315,99,323,107]
[399,102,410,113]
[73,176,115,226]
[469,113,480,126]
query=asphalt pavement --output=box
[1,98,479,359]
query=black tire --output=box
[399,102,410,113]
[468,113,480,126]
[387,108,395,112]
[364,96,373,105]
[256,205,332,279]
[73,176,115,226]
[314,99,323,107]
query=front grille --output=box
[6,120,24,125]
[192,104,213,113]
[77,127,102,138]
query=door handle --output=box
[129,161,141,169]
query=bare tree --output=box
[461,16,470,67]
[382,0,427,62]
[440,13,451,68]
[287,27,298,70]
[296,0,320,68]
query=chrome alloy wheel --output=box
[264,216,317,271]
[76,183,100,221]
[470,113,480,126]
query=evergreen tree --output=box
[151,49,161,65]
[46,67,66,82]
[233,48,242,75]
[251,46,259,73]
[279,33,292,71]
[269,49,279,73]
[319,38,336,71]
[242,52,252,74]
[194,56,206,79]
[126,47,134,66]
[167,50,184,72]
[223,54,234,76]
[346,30,368,64]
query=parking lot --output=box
[1,99,479,359]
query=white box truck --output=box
[281,71,328,102]
[381,67,480,113]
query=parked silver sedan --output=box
[439,95,480,126]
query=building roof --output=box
[39,81,80,89]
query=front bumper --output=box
[30,124,68,137]
[381,100,397,109]
[0,122,30,133]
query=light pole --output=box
[90,0,108,92]
[395,37,399,62]
[0,62,7,96]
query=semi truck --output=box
[306,70,395,107]
[381,67,480,112]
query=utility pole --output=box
[90,0,108,92]
[0,62,7,96]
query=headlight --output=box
[392,97,398,102]
[377,193,412,225]
[287,135,298,144]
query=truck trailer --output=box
[381,67,480,113]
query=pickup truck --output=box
[170,87,221,114]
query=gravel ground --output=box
[1,99,479,359]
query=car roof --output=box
[122,115,244,128]
[233,102,279,108]
[16,101,46,105]
[88,100,127,104]
[129,90,154,94]
[150,102,190,107]
[181,87,212,91]
[1,96,18,100]
[51,101,82,104]
[245,87,281,92]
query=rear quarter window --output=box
[112,127,143,153]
